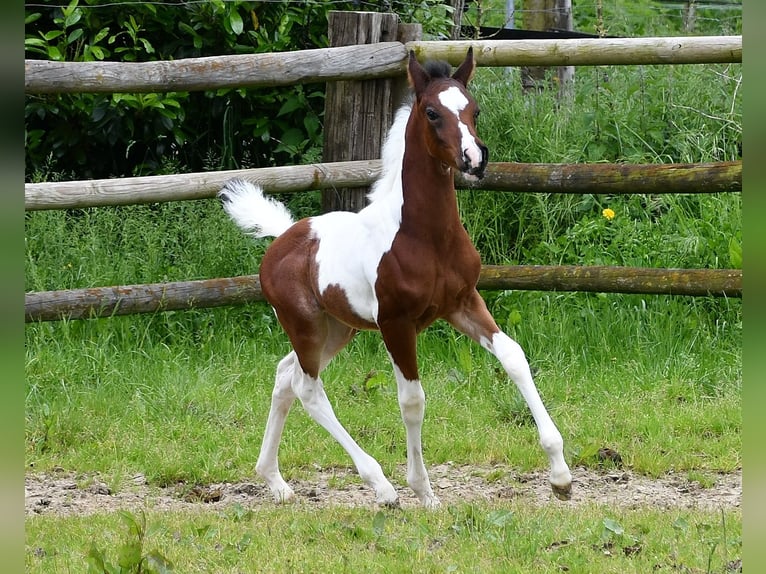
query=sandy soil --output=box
[25,463,741,517]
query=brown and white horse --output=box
[219,48,572,508]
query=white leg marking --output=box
[485,332,572,499]
[291,365,398,506]
[256,352,298,503]
[391,362,440,509]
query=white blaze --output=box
[437,86,483,170]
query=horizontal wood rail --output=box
[25,36,741,94]
[408,36,742,67]
[24,42,408,94]
[25,161,741,211]
[25,266,741,322]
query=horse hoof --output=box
[272,486,296,505]
[422,495,441,510]
[378,497,401,509]
[551,482,572,501]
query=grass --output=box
[26,503,741,573]
[24,288,741,487]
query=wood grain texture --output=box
[321,11,399,213]
[456,161,742,194]
[408,36,742,66]
[25,43,408,94]
[25,160,382,210]
[26,161,741,210]
[25,36,741,95]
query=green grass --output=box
[24,288,741,487]
[26,504,741,573]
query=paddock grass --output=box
[25,290,741,489]
[26,503,742,573]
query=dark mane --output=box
[424,60,452,79]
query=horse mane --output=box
[366,101,411,205]
[424,59,452,79]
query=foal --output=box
[219,49,572,508]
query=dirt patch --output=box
[25,464,741,517]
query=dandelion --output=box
[602,208,615,220]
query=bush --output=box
[24,0,350,179]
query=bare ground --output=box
[25,463,741,517]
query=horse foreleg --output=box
[381,322,440,509]
[448,291,573,500]
[488,330,572,499]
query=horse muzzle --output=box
[461,142,488,180]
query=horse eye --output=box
[426,108,440,122]
[474,109,480,121]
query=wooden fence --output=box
[24,13,742,322]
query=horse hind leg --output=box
[448,291,573,500]
[290,363,399,507]
[267,315,399,506]
[256,351,299,503]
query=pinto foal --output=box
[219,49,572,508]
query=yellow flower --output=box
[602,208,615,220]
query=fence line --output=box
[25,161,741,211]
[24,266,741,323]
[24,35,742,94]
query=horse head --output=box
[407,47,489,180]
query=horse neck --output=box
[399,123,462,240]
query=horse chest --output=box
[374,231,481,324]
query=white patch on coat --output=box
[438,86,468,114]
[311,104,411,322]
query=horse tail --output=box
[218,178,295,238]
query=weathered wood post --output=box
[521,0,574,96]
[392,22,423,108]
[321,11,399,213]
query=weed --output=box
[86,511,173,574]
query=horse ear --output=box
[452,47,476,86]
[407,50,430,96]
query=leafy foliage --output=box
[87,511,173,574]
[24,0,460,181]
[24,0,352,179]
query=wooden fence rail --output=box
[24,266,742,323]
[25,35,741,94]
[25,161,741,211]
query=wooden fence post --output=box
[521,0,574,96]
[392,23,423,107]
[321,11,400,213]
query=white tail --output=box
[218,179,295,238]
